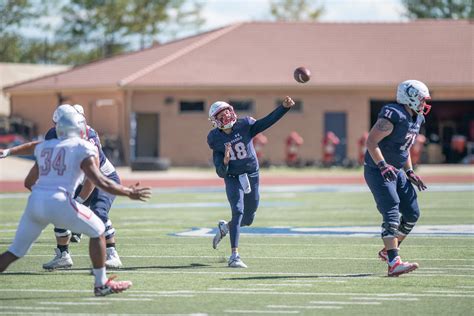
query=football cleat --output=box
[42,248,73,270]
[228,254,248,268]
[105,247,123,269]
[378,248,388,262]
[70,233,82,243]
[94,275,132,296]
[388,256,419,277]
[212,220,229,249]
[378,247,400,263]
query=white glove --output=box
[0,149,11,159]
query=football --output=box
[294,67,311,83]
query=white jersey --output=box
[33,137,98,194]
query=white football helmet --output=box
[209,101,237,129]
[396,80,431,115]
[56,112,88,140]
[52,104,76,124]
[72,104,85,116]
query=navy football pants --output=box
[364,166,420,234]
[224,173,260,248]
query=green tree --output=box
[0,0,38,62]
[124,0,205,49]
[269,0,324,21]
[56,0,205,63]
[402,0,474,19]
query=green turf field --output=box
[0,188,473,315]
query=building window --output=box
[180,100,205,112]
[228,99,254,112]
[276,99,303,112]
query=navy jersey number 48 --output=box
[227,142,248,160]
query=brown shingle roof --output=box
[6,20,473,92]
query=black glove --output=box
[406,169,427,191]
[377,160,398,182]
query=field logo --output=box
[173,225,474,237]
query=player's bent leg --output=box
[212,220,229,249]
[7,203,49,271]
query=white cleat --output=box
[212,220,229,249]
[42,248,73,270]
[105,247,123,269]
[228,254,248,268]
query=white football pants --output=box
[8,188,105,258]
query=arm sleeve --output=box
[212,150,228,178]
[249,105,290,137]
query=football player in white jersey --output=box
[1,104,124,269]
[0,113,151,296]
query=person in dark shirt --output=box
[364,80,431,277]
[207,96,295,268]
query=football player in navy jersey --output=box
[0,104,123,270]
[364,80,430,277]
[208,96,295,268]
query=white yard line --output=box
[2,288,474,299]
[350,297,419,301]
[83,298,153,301]
[21,254,474,262]
[39,302,110,305]
[308,301,381,305]
[224,310,302,314]
[0,307,62,311]
[248,284,314,287]
[269,304,349,308]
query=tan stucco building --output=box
[4,20,474,166]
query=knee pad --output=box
[54,228,71,238]
[241,213,256,227]
[398,217,417,236]
[104,220,115,240]
[381,222,400,239]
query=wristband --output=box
[2,148,11,157]
[377,160,387,168]
[405,168,414,174]
[75,196,85,203]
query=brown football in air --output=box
[294,67,311,83]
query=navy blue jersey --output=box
[45,125,116,175]
[365,103,425,169]
[208,105,290,177]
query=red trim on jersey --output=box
[67,194,92,220]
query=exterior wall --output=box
[10,86,474,167]
[10,91,125,147]
[130,89,383,166]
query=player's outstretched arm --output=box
[0,141,41,158]
[81,157,151,201]
[249,96,295,137]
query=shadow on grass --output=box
[64,262,212,272]
[222,273,374,281]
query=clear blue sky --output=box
[201,0,406,32]
[25,0,406,47]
